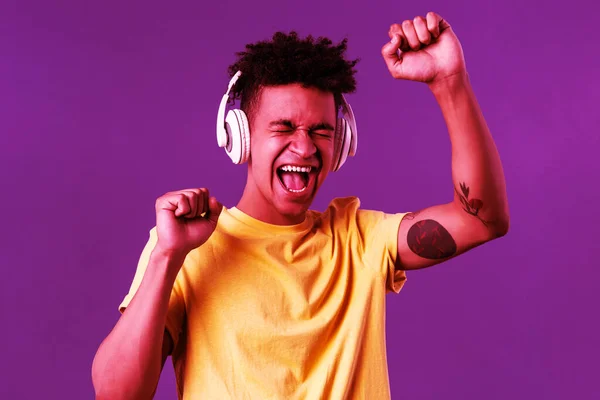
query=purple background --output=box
[3,0,599,399]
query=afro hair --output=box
[226,31,360,124]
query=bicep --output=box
[396,201,497,270]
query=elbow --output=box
[92,355,155,400]
[91,354,114,400]
[92,373,138,400]
[91,349,134,400]
[92,381,136,400]
[493,214,510,238]
[91,349,105,397]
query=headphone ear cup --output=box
[236,109,250,164]
[331,118,344,172]
[225,109,251,164]
[339,118,353,171]
[332,118,348,172]
[348,115,357,157]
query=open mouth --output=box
[276,165,315,193]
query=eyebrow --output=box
[268,119,335,131]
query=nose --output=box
[288,130,317,158]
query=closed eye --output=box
[269,119,335,136]
[312,130,333,138]
[271,128,332,138]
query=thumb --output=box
[381,34,403,71]
[206,196,223,224]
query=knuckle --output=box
[402,20,412,28]
[158,192,169,200]
[414,15,425,24]
[157,193,169,203]
[176,193,188,205]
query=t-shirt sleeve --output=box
[118,227,186,347]
[354,204,410,294]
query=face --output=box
[239,84,337,225]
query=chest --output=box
[180,232,378,333]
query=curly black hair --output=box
[226,31,360,124]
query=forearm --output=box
[429,71,509,235]
[92,250,183,400]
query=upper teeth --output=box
[280,165,312,173]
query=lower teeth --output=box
[288,187,306,193]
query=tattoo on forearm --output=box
[407,220,457,259]
[455,182,494,227]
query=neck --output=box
[236,184,307,226]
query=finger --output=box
[426,11,450,38]
[197,188,209,216]
[401,20,421,50]
[440,18,451,31]
[172,193,191,217]
[180,191,199,218]
[176,188,202,194]
[194,189,204,217]
[388,24,396,40]
[413,16,431,45]
[168,189,201,218]
[163,188,195,197]
[389,23,410,52]
[156,196,176,213]
[381,33,400,63]
[206,197,223,224]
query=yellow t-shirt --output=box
[119,196,408,400]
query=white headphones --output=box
[216,71,358,172]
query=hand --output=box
[154,188,222,259]
[381,12,466,85]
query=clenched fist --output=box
[154,188,222,259]
[381,12,466,84]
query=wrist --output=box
[428,69,470,96]
[149,246,187,280]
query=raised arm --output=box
[381,12,509,270]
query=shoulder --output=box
[313,196,390,224]
[315,196,362,218]
[308,196,361,227]
[310,196,388,234]
[312,196,408,239]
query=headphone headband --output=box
[216,71,242,148]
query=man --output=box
[92,12,509,400]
